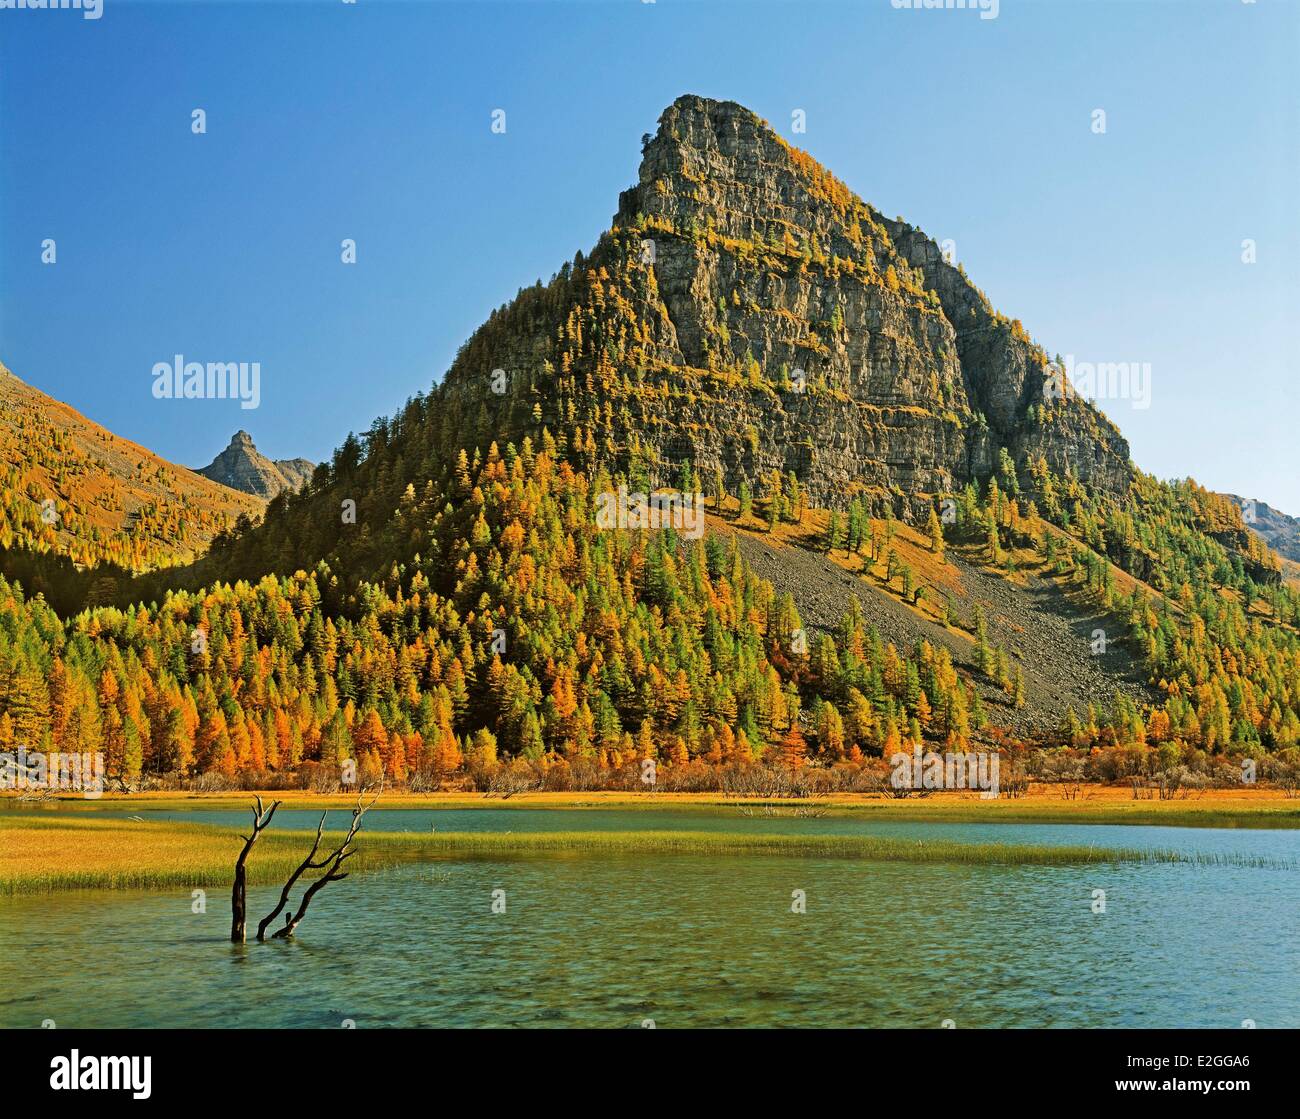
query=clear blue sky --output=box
[2,0,1297,510]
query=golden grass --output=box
[2,814,1293,895]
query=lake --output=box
[2,807,1297,1028]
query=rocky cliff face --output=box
[1223,494,1300,564]
[438,95,1132,521]
[196,431,314,499]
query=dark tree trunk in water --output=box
[229,787,379,945]
[230,864,246,943]
[230,796,281,943]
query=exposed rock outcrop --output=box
[437,95,1133,524]
[1222,493,1300,564]
[196,431,314,499]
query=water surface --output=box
[3,807,1296,1028]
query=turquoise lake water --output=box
[2,807,1296,1028]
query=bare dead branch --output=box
[230,795,281,943]
[255,811,329,941]
[269,785,380,940]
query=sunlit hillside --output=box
[0,362,263,574]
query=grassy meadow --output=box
[2,809,1295,896]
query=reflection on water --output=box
[2,809,1297,1028]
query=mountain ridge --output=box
[0,361,263,576]
[144,94,1278,598]
[1221,493,1300,565]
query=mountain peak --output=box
[196,431,314,500]
[655,93,761,134]
[542,95,1131,515]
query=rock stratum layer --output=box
[438,95,1132,520]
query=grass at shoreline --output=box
[6,787,1299,829]
[2,814,1293,895]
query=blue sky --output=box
[2,0,1297,510]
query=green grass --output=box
[1,814,1293,895]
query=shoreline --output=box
[5,813,1293,896]
[4,786,1298,829]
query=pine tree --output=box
[928,506,945,560]
[827,511,844,554]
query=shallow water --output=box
[3,808,1297,1028]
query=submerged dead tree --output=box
[231,796,282,943]
[229,787,379,945]
[260,788,379,940]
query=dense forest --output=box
[0,438,987,788]
[1,410,1297,792]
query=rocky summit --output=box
[438,94,1131,522]
[196,430,314,500]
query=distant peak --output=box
[197,431,313,499]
